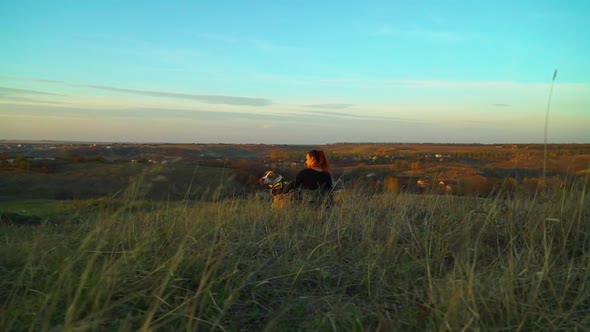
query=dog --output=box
[259,170,292,208]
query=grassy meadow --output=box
[1,171,589,331]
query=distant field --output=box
[1,142,589,202]
[0,162,241,202]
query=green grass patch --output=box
[0,200,65,217]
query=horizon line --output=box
[1,139,588,146]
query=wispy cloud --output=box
[1,77,272,106]
[0,86,63,96]
[0,103,426,124]
[0,96,65,105]
[0,86,65,105]
[301,110,425,123]
[126,107,281,120]
[0,104,287,121]
[301,104,355,109]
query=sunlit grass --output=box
[1,176,589,331]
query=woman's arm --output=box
[281,170,306,193]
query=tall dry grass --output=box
[1,175,589,331]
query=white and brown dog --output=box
[259,170,291,208]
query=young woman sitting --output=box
[280,150,333,207]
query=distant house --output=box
[438,180,457,194]
[417,179,430,188]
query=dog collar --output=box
[270,180,288,190]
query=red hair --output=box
[308,150,331,174]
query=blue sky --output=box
[1,0,589,144]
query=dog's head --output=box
[259,170,283,186]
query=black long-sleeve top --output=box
[282,168,333,193]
